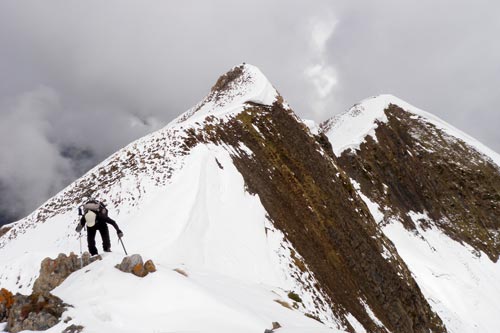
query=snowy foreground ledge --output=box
[0,251,343,333]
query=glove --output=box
[117,230,124,238]
[75,224,83,233]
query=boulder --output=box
[116,254,143,273]
[116,255,156,277]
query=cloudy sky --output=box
[1,1,499,225]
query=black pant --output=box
[87,222,111,255]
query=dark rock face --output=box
[33,252,101,294]
[335,105,500,261]
[187,100,446,333]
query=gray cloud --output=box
[0,1,499,224]
[324,1,500,148]
[0,87,72,218]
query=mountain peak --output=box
[322,94,500,166]
[176,63,279,124]
[210,63,259,93]
[319,94,406,155]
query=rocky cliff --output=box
[325,101,500,262]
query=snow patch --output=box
[323,96,389,155]
[351,180,384,225]
[302,119,320,135]
[345,313,367,333]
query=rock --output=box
[116,255,156,277]
[144,259,156,273]
[263,321,281,332]
[173,268,188,277]
[33,252,101,294]
[6,292,66,333]
[132,263,148,277]
[0,288,14,322]
[115,254,143,273]
[62,324,84,333]
[0,225,12,239]
[0,254,87,332]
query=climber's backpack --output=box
[78,200,108,227]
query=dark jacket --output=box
[80,212,122,255]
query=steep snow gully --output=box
[1,64,500,333]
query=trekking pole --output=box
[118,236,128,255]
[79,232,83,269]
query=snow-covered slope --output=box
[0,64,343,332]
[324,95,500,333]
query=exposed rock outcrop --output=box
[6,292,66,333]
[1,252,98,332]
[33,252,101,294]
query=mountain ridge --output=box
[1,64,500,332]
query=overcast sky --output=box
[1,1,499,225]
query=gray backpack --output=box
[78,200,108,227]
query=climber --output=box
[75,199,123,256]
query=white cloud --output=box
[311,19,337,53]
[305,64,337,99]
[305,16,338,118]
